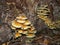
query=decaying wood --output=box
[0,0,60,45]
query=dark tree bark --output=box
[0,0,60,45]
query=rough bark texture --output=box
[0,0,60,45]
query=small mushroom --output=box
[41,5,48,7]
[21,25,31,30]
[12,20,22,28]
[28,30,37,33]
[22,30,28,34]
[26,33,35,38]
[15,33,21,38]
[11,26,16,30]
[38,14,47,18]
[17,29,23,33]
[24,20,31,25]
[16,15,27,20]
[30,26,35,30]
[17,19,25,23]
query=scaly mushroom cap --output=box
[17,29,23,33]
[26,33,35,38]
[12,20,22,28]
[24,20,31,25]
[15,33,21,38]
[21,25,31,30]
[16,15,27,20]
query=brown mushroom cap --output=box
[12,20,22,28]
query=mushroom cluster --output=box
[37,5,56,29]
[11,13,37,39]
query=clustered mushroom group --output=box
[37,4,56,29]
[11,13,37,39]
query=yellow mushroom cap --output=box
[15,33,21,38]
[21,25,31,30]
[30,26,35,30]
[11,26,16,30]
[26,33,35,38]
[28,30,37,33]
[12,20,22,28]
[22,30,28,34]
[17,19,25,23]
[24,20,31,25]
[39,16,48,21]
[16,15,27,20]
[17,29,23,33]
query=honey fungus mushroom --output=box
[24,20,31,25]
[28,30,37,33]
[17,19,25,23]
[17,29,23,33]
[16,15,27,20]
[37,4,56,29]
[11,26,16,30]
[26,33,35,38]
[21,25,31,30]
[17,29,28,35]
[22,30,28,34]
[14,32,22,38]
[12,20,22,28]
[11,13,37,39]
